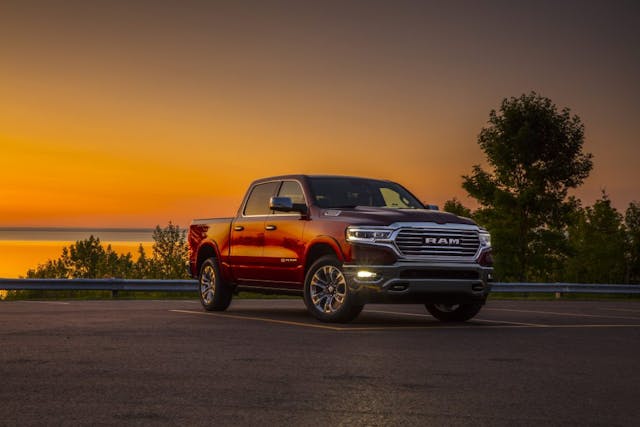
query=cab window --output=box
[243,182,280,216]
[278,181,306,205]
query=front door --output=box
[262,180,308,288]
[229,181,279,282]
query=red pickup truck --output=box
[188,175,493,323]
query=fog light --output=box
[356,270,378,279]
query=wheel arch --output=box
[196,241,220,274]
[304,238,345,275]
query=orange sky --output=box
[1,1,638,227]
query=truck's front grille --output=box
[394,228,480,259]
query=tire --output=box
[425,303,483,322]
[198,257,232,311]
[303,255,363,323]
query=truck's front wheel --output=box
[425,303,483,322]
[303,255,363,323]
[199,258,232,311]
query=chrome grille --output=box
[394,228,480,258]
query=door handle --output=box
[265,225,277,231]
[233,225,244,231]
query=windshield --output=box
[308,177,424,209]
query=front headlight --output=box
[479,230,491,248]
[346,226,393,243]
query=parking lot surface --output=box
[1,299,639,426]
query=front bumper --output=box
[342,261,493,304]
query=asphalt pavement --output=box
[1,298,639,426]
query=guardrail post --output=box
[112,290,119,298]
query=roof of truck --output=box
[252,174,394,183]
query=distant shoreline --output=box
[0,228,156,243]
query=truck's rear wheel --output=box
[425,303,483,322]
[199,258,232,311]
[303,255,363,323]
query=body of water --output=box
[0,228,155,278]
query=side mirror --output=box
[423,203,439,211]
[270,196,307,214]
[270,196,293,211]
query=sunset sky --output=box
[1,0,638,227]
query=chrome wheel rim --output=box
[434,304,460,313]
[200,264,216,305]
[310,265,347,314]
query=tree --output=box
[625,201,640,283]
[147,222,190,279]
[26,222,191,279]
[564,193,627,283]
[132,244,151,279]
[463,92,593,281]
[27,235,134,279]
[443,198,473,218]
[26,256,68,279]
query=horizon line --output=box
[0,227,157,232]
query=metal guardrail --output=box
[0,279,639,294]
[0,278,197,292]
[492,282,640,294]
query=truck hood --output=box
[321,206,476,227]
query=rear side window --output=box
[278,181,306,205]
[243,182,280,216]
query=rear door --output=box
[229,181,279,282]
